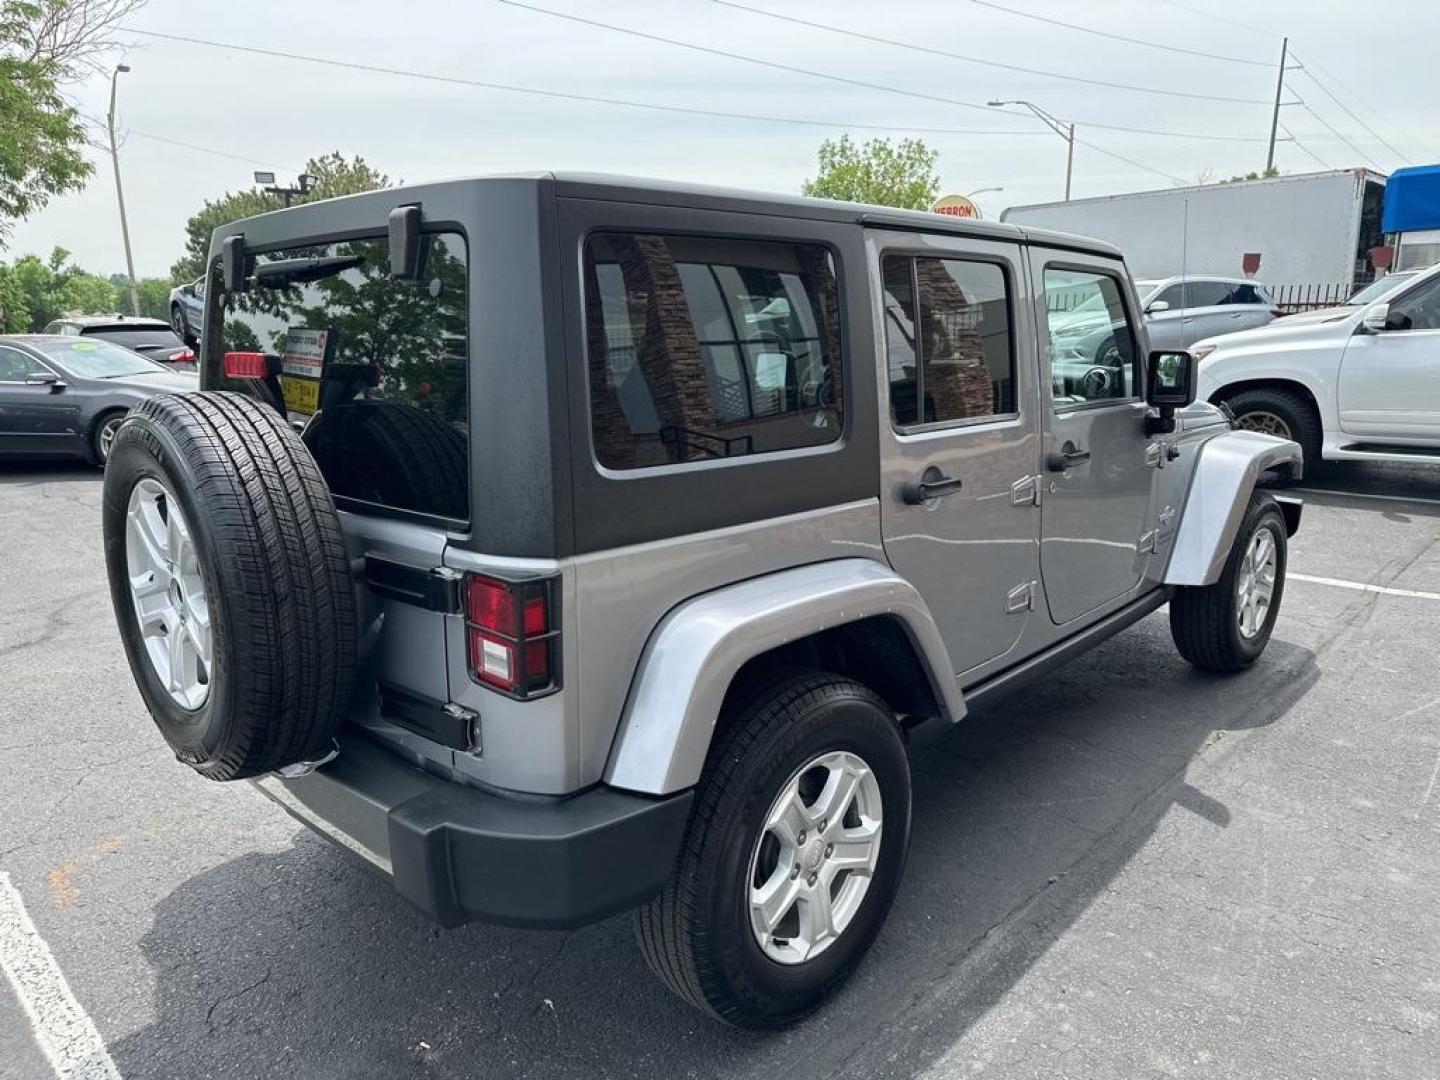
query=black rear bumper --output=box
[254,734,692,929]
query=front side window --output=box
[0,346,47,381]
[1388,274,1440,331]
[1151,284,1184,309]
[1043,267,1139,407]
[882,254,1014,428]
[584,233,842,470]
[218,232,470,521]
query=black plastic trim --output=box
[378,682,471,750]
[266,734,693,929]
[364,555,461,613]
[962,587,1174,711]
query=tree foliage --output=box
[0,245,119,329]
[801,135,941,211]
[171,152,391,281]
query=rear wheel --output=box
[103,391,357,780]
[1170,493,1288,672]
[170,302,187,338]
[635,671,911,1028]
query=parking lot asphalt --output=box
[1,460,1438,1080]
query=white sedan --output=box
[1193,263,1440,471]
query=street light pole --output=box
[963,186,1005,198]
[106,64,139,317]
[989,100,1075,201]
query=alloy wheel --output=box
[1234,410,1293,440]
[1236,526,1278,640]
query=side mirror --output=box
[1146,300,1170,314]
[221,234,248,293]
[1144,349,1196,435]
[25,371,64,391]
[1361,302,1390,332]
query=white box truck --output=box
[1002,168,1387,291]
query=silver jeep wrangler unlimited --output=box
[101,174,1302,1028]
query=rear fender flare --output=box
[1164,430,1303,587]
[602,558,964,796]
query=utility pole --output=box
[1265,37,1289,174]
[989,100,1075,201]
[106,64,140,317]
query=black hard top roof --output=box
[216,172,1124,261]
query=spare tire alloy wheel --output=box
[749,750,882,964]
[103,392,356,781]
[125,477,210,709]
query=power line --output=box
[124,23,1280,145]
[710,0,1272,103]
[118,27,1045,139]
[1292,97,1377,169]
[80,111,303,171]
[1289,49,1434,159]
[1289,54,1411,164]
[964,0,1272,67]
[1151,0,1280,39]
[1279,123,1331,170]
[1073,136,1186,185]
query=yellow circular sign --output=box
[931,194,981,220]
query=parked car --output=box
[168,276,206,344]
[0,335,197,464]
[1194,261,1440,469]
[1048,275,1278,363]
[100,175,1302,1029]
[1268,269,1421,327]
[42,315,196,369]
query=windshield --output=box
[1346,272,1419,306]
[31,337,167,379]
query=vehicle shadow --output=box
[108,620,1319,1080]
[0,459,99,485]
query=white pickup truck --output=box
[1194,264,1440,470]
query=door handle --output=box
[1045,443,1091,471]
[902,466,963,505]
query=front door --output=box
[1032,256,1157,626]
[0,346,81,456]
[874,231,1041,678]
[1338,271,1440,440]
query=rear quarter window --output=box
[216,232,470,522]
[583,232,843,470]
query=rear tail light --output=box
[223,351,268,379]
[463,573,559,697]
[169,348,196,364]
[1270,307,1284,318]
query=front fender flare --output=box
[603,558,963,796]
[1164,430,1303,587]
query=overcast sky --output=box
[10,0,1439,278]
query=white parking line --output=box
[0,872,121,1080]
[1289,573,1440,602]
[1292,487,1440,508]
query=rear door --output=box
[1142,282,1187,350]
[873,230,1040,677]
[1032,253,1158,625]
[1338,271,1440,439]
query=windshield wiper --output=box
[252,255,365,289]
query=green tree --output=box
[1224,167,1281,184]
[0,245,118,329]
[801,134,940,211]
[133,276,171,320]
[1,1,144,242]
[171,152,391,280]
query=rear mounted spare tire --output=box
[102,391,357,781]
[303,399,468,522]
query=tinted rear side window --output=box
[882,254,1014,428]
[218,232,469,521]
[583,233,843,470]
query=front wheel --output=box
[1170,493,1288,672]
[635,671,911,1028]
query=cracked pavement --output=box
[1,459,1438,1079]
